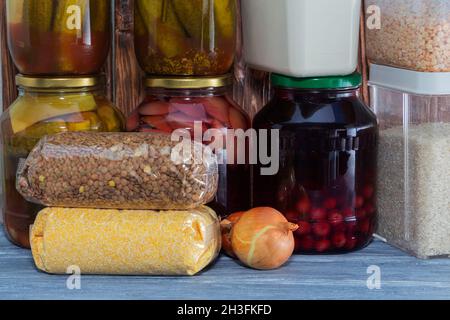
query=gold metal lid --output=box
[145,75,233,89]
[15,74,105,89]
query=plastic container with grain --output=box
[370,64,450,258]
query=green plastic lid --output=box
[271,73,362,89]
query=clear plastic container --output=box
[6,0,111,75]
[370,64,450,258]
[0,75,124,248]
[253,73,379,254]
[365,0,450,72]
[127,75,251,217]
[241,0,361,77]
[134,0,236,76]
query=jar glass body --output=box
[6,0,111,75]
[127,86,250,216]
[253,87,379,254]
[134,0,236,76]
[0,87,124,248]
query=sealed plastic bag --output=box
[31,206,221,275]
[17,132,218,210]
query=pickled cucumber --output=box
[9,94,97,134]
[22,0,54,32]
[171,0,207,40]
[136,0,189,58]
[214,0,236,39]
[134,4,148,36]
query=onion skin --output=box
[230,207,298,270]
[221,211,245,258]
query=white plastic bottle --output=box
[241,0,361,77]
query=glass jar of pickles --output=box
[0,75,124,248]
[6,0,111,75]
[252,73,379,254]
[134,0,236,76]
[127,75,250,216]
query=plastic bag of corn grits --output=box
[31,206,221,276]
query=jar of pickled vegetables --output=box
[127,75,250,216]
[252,73,379,254]
[0,75,124,248]
[6,0,111,75]
[134,0,236,76]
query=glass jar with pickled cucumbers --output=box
[6,0,111,75]
[0,75,124,248]
[135,0,237,76]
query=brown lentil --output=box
[17,132,218,210]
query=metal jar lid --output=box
[145,74,233,89]
[15,74,105,89]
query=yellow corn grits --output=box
[31,206,221,276]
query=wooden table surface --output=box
[1,228,450,300]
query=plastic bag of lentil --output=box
[16,132,218,210]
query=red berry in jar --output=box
[284,210,300,223]
[310,208,327,221]
[345,236,358,250]
[296,197,311,214]
[346,221,358,235]
[363,185,375,199]
[332,223,347,233]
[342,208,355,220]
[296,221,312,236]
[355,196,364,209]
[323,197,337,210]
[332,233,347,248]
[364,202,376,217]
[356,208,367,220]
[315,239,331,253]
[313,222,331,237]
[358,219,371,234]
[298,235,315,251]
[328,210,344,225]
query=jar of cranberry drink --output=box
[253,73,379,254]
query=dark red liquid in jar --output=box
[252,88,378,254]
[127,89,251,216]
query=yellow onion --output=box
[228,207,298,270]
[221,211,244,258]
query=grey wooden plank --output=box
[1,228,450,300]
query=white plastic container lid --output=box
[369,64,450,95]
